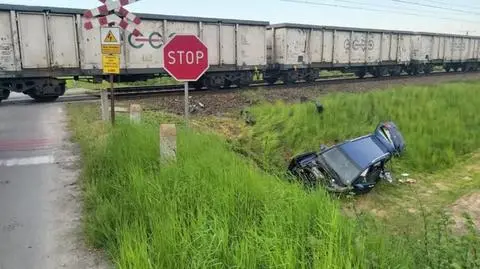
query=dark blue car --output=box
[288,122,406,194]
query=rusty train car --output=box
[0,3,479,102]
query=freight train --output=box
[0,3,479,102]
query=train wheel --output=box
[373,67,388,78]
[424,64,433,75]
[304,71,319,82]
[206,75,225,90]
[355,70,366,79]
[389,67,402,77]
[265,76,279,85]
[237,72,254,87]
[282,71,298,85]
[462,63,474,72]
[223,80,233,88]
[192,81,204,90]
[407,65,420,76]
[0,89,10,102]
[26,90,58,102]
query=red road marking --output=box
[0,138,56,151]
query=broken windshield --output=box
[321,148,362,185]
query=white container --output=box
[0,3,268,80]
[267,23,480,69]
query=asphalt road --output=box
[0,94,108,269]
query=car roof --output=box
[338,135,390,170]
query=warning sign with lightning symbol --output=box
[104,30,118,43]
[101,27,121,54]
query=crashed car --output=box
[288,122,406,194]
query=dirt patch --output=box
[450,192,480,233]
[118,73,480,117]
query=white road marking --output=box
[0,155,55,167]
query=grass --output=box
[221,79,480,234]
[63,76,180,90]
[237,80,480,174]
[68,100,480,269]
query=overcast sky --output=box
[1,0,479,35]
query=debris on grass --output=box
[240,109,256,125]
[398,178,417,184]
[315,100,324,113]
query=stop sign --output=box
[163,34,209,81]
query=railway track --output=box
[84,70,478,100]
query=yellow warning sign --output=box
[101,27,121,55]
[104,30,118,43]
[101,27,120,44]
[102,44,121,54]
[102,54,120,74]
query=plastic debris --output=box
[398,178,417,184]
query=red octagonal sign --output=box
[163,34,209,81]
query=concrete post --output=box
[160,124,177,163]
[100,90,110,121]
[129,104,142,123]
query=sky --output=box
[1,0,479,35]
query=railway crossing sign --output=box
[83,0,143,126]
[163,34,209,81]
[163,34,209,126]
[83,0,143,37]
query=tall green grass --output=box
[70,106,419,268]
[239,81,480,173]
[69,103,480,269]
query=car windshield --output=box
[321,148,362,185]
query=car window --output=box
[321,148,362,185]
[339,136,388,169]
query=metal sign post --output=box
[162,34,209,126]
[110,74,115,124]
[101,27,121,125]
[184,81,189,125]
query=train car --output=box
[0,3,268,102]
[411,33,480,73]
[264,23,480,84]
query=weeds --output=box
[239,81,480,174]
[68,104,416,268]
[67,78,480,269]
